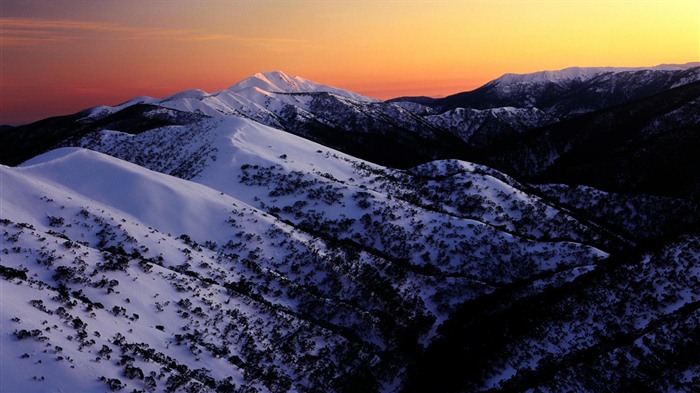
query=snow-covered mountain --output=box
[6,65,699,171]
[483,79,700,198]
[3,65,700,392]
[395,63,700,118]
[3,70,464,169]
[2,117,612,392]
[425,106,555,148]
[491,63,698,86]
[84,71,377,122]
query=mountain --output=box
[1,71,475,169]
[387,64,700,199]
[481,80,700,199]
[412,63,699,118]
[0,104,205,167]
[424,106,556,148]
[81,71,377,122]
[385,96,438,106]
[3,117,616,392]
[5,65,697,171]
[404,229,700,392]
[3,65,700,392]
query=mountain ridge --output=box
[3,62,700,392]
[7,64,697,174]
[427,65,699,117]
[2,114,618,392]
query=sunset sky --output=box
[1,0,698,125]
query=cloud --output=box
[0,17,195,46]
[0,17,308,48]
[1,36,63,46]
[2,18,133,32]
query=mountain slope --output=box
[69,115,612,257]
[1,71,475,169]
[3,64,700,392]
[0,104,205,167]
[421,64,699,118]
[2,115,615,392]
[425,106,555,148]
[404,231,700,392]
[5,66,698,172]
[482,80,700,199]
[5,141,695,392]
[2,148,420,392]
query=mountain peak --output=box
[225,71,378,102]
[161,88,210,102]
[234,71,315,94]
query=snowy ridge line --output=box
[4,62,700,392]
[492,62,700,85]
[80,70,376,122]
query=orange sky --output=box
[1,0,698,125]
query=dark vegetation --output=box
[404,232,700,392]
[0,104,204,166]
[417,67,700,117]
[481,81,700,199]
[2,66,699,392]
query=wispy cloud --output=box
[0,17,193,46]
[2,18,135,32]
[0,17,308,48]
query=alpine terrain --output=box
[2,64,699,392]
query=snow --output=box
[494,63,700,86]
[4,64,699,392]
[77,71,377,125]
[1,148,362,391]
[226,71,377,103]
[425,106,555,145]
[161,89,210,102]
[79,96,160,121]
[62,114,609,289]
[194,117,364,192]
[17,148,258,245]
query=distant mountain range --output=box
[391,63,699,116]
[3,63,698,193]
[2,63,700,393]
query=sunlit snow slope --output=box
[3,115,609,392]
[3,64,700,393]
